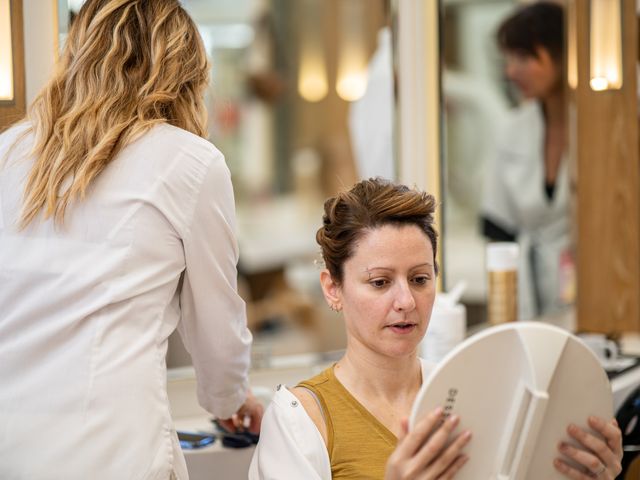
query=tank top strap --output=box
[297,366,336,452]
[297,365,397,479]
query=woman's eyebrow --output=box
[364,267,394,273]
[364,262,433,274]
[410,262,433,270]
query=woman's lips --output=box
[387,323,417,334]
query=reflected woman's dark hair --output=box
[497,1,564,62]
[316,178,439,285]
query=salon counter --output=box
[168,356,333,480]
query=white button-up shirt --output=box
[0,123,252,479]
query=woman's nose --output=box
[393,282,416,312]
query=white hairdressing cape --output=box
[348,27,395,181]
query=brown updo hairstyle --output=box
[316,178,438,285]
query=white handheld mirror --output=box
[410,322,613,479]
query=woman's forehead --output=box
[350,224,433,259]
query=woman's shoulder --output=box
[259,366,334,443]
[0,121,30,138]
[0,122,32,153]
[151,123,212,145]
[250,384,331,479]
[259,384,318,435]
[291,385,328,445]
[143,123,223,162]
[293,367,334,443]
[126,123,230,194]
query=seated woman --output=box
[249,178,622,479]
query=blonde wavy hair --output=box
[18,0,209,228]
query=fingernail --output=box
[434,406,444,416]
[448,414,459,424]
[463,430,472,440]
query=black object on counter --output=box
[221,432,253,449]
[212,418,260,449]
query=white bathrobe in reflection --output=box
[482,101,572,320]
[349,27,395,181]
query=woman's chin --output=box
[380,337,424,359]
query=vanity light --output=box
[298,54,328,102]
[297,0,327,103]
[589,0,623,91]
[335,67,367,102]
[336,0,367,102]
[0,0,14,101]
[567,0,578,89]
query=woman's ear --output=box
[320,269,341,309]
[534,45,556,69]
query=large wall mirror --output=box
[54,0,574,365]
[441,0,575,327]
[441,0,516,322]
[57,0,394,366]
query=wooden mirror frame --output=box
[569,0,640,334]
[0,0,25,131]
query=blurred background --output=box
[56,0,552,365]
[167,0,392,364]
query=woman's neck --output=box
[541,89,566,127]
[335,341,422,403]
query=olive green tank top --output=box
[297,365,397,479]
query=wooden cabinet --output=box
[0,0,25,131]
[569,0,640,333]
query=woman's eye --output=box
[370,279,388,288]
[412,276,430,286]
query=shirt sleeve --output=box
[249,388,331,480]
[177,151,252,419]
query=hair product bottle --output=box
[486,242,519,324]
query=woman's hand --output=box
[218,390,265,434]
[385,407,472,480]
[554,416,623,479]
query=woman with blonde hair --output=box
[0,1,261,478]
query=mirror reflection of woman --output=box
[481,1,573,321]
